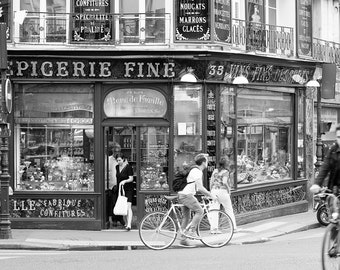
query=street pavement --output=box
[0,210,321,250]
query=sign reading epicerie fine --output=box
[9,58,176,79]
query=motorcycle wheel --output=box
[317,205,330,226]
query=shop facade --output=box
[7,51,316,230]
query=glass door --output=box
[140,126,169,191]
[104,125,169,227]
[105,126,137,192]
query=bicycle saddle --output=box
[164,195,178,201]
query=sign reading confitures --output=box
[9,57,315,85]
[10,198,95,218]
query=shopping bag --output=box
[113,184,128,216]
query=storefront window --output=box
[14,84,94,191]
[297,89,306,178]
[220,86,236,188]
[236,88,293,185]
[174,85,203,171]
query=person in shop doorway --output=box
[209,157,239,233]
[116,153,134,231]
[106,143,126,229]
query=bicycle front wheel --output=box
[322,223,340,270]
[139,212,177,250]
[198,210,234,248]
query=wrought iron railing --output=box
[16,12,171,45]
[313,37,340,65]
[15,12,295,58]
[231,19,294,57]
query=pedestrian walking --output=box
[209,157,238,232]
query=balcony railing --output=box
[16,12,171,45]
[231,19,294,57]
[313,37,340,65]
[14,12,294,58]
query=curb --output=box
[0,223,322,251]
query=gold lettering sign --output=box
[103,88,167,118]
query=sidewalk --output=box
[0,210,321,250]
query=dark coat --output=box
[315,143,340,190]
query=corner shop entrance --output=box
[104,125,170,227]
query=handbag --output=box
[113,184,128,216]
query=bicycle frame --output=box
[139,195,234,249]
[159,196,211,235]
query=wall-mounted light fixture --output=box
[306,80,321,87]
[180,67,198,83]
[232,75,249,85]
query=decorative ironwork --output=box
[232,185,306,214]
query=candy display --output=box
[18,157,94,191]
[17,126,94,191]
[140,166,169,191]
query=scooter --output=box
[313,192,331,226]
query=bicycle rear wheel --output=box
[322,223,340,270]
[139,212,177,250]
[198,210,234,248]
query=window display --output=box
[140,127,169,191]
[220,86,236,187]
[14,84,94,191]
[173,85,203,171]
[234,88,293,185]
[16,126,94,191]
[297,89,306,178]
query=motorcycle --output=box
[313,192,331,226]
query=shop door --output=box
[104,125,170,227]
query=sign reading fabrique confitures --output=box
[10,198,95,218]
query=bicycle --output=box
[321,189,340,270]
[139,194,234,250]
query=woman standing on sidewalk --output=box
[116,153,134,231]
[209,157,238,232]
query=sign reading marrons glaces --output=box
[175,0,210,41]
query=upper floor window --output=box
[15,0,69,43]
[267,0,277,25]
[14,0,169,44]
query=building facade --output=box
[0,0,337,230]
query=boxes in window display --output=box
[140,166,169,191]
[237,154,290,184]
[19,157,94,191]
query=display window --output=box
[173,85,203,171]
[235,88,293,185]
[297,89,306,178]
[14,84,94,192]
[220,86,294,187]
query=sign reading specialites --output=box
[297,0,313,58]
[175,0,210,41]
[72,0,112,42]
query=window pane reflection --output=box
[236,88,293,185]
[174,85,202,172]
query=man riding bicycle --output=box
[178,153,216,246]
[310,125,340,194]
